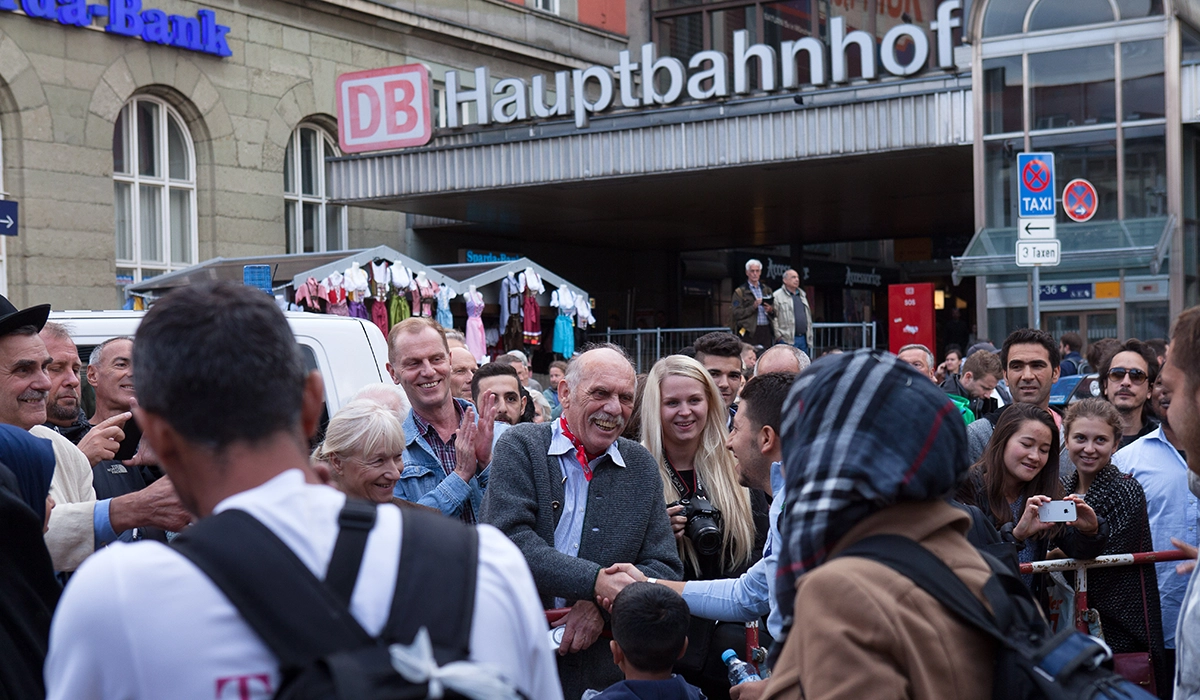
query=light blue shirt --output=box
[1114,427,1198,649]
[93,498,117,548]
[548,419,625,608]
[680,462,786,639]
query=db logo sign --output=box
[336,64,431,153]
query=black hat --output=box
[0,295,50,338]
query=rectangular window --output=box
[302,202,317,253]
[1124,126,1167,219]
[984,139,1017,228]
[1030,45,1116,130]
[1122,40,1165,121]
[1031,130,1118,223]
[169,188,191,265]
[988,306,1029,344]
[983,56,1023,135]
[657,14,704,59]
[114,182,133,261]
[139,184,163,263]
[1127,301,1170,340]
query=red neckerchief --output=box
[559,417,600,481]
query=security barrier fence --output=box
[587,323,877,373]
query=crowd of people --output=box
[1,280,1199,700]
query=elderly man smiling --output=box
[481,343,682,700]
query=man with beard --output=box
[480,344,682,700]
[39,323,129,467]
[966,329,1061,464]
[1116,329,1199,686]
[1097,339,1160,448]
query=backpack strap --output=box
[172,504,374,668]
[384,508,479,665]
[834,534,1009,646]
[324,499,378,606]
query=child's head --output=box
[609,582,690,675]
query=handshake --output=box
[548,563,661,657]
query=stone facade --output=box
[0,0,627,308]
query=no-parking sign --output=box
[1018,152,1056,217]
[1062,179,1098,222]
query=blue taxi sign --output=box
[1018,152,1056,218]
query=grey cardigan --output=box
[479,422,683,607]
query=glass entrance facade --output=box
[966,0,1186,346]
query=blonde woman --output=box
[641,355,757,580]
[641,355,764,699]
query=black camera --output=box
[671,497,723,556]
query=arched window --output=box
[982,0,1160,38]
[112,96,197,284]
[284,125,346,254]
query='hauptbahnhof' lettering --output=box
[0,0,1195,343]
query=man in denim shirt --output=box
[387,318,496,520]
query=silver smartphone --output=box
[1037,500,1077,523]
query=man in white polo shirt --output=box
[45,281,560,700]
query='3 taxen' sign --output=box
[336,65,432,153]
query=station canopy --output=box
[951,217,1174,284]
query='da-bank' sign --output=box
[0,0,231,57]
[337,0,961,151]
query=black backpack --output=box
[172,499,508,699]
[835,534,1156,700]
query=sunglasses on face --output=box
[1108,367,1148,385]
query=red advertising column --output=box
[888,283,935,354]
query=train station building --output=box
[2,0,1197,349]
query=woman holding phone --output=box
[1062,398,1167,696]
[960,403,1108,601]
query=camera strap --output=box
[665,457,708,502]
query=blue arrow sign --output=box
[1017,153,1056,218]
[0,200,16,237]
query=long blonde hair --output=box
[641,355,755,574]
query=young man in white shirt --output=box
[45,280,561,700]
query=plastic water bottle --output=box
[721,649,762,686]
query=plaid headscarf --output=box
[773,349,969,647]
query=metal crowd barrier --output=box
[1020,549,1191,633]
[587,322,878,373]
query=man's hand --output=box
[730,680,768,700]
[550,600,604,655]
[76,412,130,467]
[473,391,497,466]
[596,564,642,600]
[1173,537,1198,575]
[109,475,192,533]
[122,435,159,468]
[453,408,479,483]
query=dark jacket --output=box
[44,411,91,445]
[730,282,773,338]
[1062,465,1168,695]
[479,422,683,700]
[593,676,707,700]
[1061,351,1084,377]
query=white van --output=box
[49,310,391,427]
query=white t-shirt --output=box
[45,469,562,700]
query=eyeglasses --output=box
[1107,367,1148,385]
